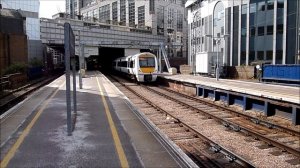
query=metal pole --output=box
[66,59,72,136]
[79,44,83,89]
[78,30,83,89]
[216,39,219,81]
[72,58,77,114]
[64,24,72,136]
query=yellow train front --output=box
[113,52,158,82]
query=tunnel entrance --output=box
[86,56,100,70]
[97,47,125,72]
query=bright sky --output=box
[39,0,65,18]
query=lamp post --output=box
[205,34,229,81]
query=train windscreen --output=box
[139,57,155,67]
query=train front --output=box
[137,53,158,82]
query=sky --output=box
[39,0,65,18]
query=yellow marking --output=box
[140,67,155,73]
[95,75,129,168]
[0,81,65,168]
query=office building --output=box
[1,0,43,62]
[77,0,188,58]
[186,0,300,70]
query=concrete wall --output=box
[28,40,43,61]
[125,48,140,56]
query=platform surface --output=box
[160,74,300,104]
[1,71,186,168]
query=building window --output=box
[241,4,247,14]
[250,27,256,37]
[138,6,145,27]
[112,1,118,24]
[267,25,273,35]
[120,0,126,25]
[99,4,110,23]
[257,51,264,60]
[250,3,256,13]
[258,26,264,36]
[157,6,164,35]
[267,0,274,10]
[241,51,246,65]
[129,0,135,27]
[266,51,273,60]
[276,50,283,64]
[277,24,283,34]
[258,1,265,11]
[167,8,174,29]
[177,11,183,32]
[241,28,247,37]
[249,51,255,62]
[277,0,284,9]
[93,9,99,20]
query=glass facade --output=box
[177,11,183,32]
[99,4,110,23]
[2,0,40,40]
[286,0,297,64]
[188,0,299,67]
[241,4,247,65]
[247,0,284,64]
[120,0,126,25]
[167,8,174,29]
[112,1,118,24]
[138,6,145,27]
[157,6,164,35]
[128,0,135,27]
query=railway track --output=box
[109,75,254,168]
[159,86,300,135]
[144,86,300,158]
[109,75,300,167]
[0,75,61,115]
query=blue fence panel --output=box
[263,64,300,83]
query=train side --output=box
[113,52,158,82]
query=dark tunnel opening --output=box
[97,47,125,72]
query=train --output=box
[113,52,158,82]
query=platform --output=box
[0,71,195,167]
[158,74,300,125]
[159,74,299,104]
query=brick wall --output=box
[9,34,28,64]
[0,33,28,74]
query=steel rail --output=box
[0,78,47,99]
[144,86,300,158]
[160,86,300,137]
[0,75,60,114]
[111,76,255,167]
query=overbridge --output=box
[40,16,178,71]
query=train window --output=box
[130,61,134,68]
[139,57,155,67]
[121,61,127,67]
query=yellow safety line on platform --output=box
[96,75,129,168]
[0,81,65,168]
